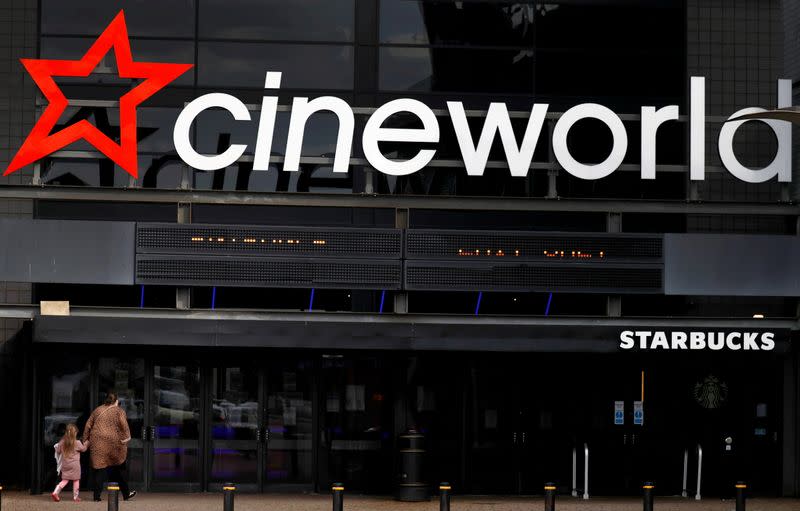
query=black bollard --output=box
[107,482,120,511]
[332,483,344,511]
[439,483,451,511]
[735,482,746,511]
[223,482,236,511]
[642,482,654,511]
[1,482,3,511]
[544,483,556,511]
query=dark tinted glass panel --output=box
[42,159,132,188]
[194,165,354,193]
[380,0,535,46]
[198,43,354,89]
[200,0,354,42]
[41,38,195,86]
[535,2,683,50]
[536,50,683,101]
[41,0,195,37]
[380,47,533,92]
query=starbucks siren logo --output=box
[693,375,729,409]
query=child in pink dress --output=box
[52,424,88,502]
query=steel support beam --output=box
[1,185,797,216]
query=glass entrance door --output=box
[264,360,314,490]
[208,367,261,490]
[98,359,146,489]
[150,364,202,491]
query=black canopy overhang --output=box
[30,310,794,353]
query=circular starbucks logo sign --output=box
[693,375,729,409]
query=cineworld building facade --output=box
[1,0,800,500]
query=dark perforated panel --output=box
[405,261,662,293]
[137,223,402,259]
[406,230,662,261]
[136,256,401,289]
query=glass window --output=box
[534,2,683,51]
[40,38,195,86]
[200,0,354,42]
[198,43,354,90]
[380,0,535,46]
[42,159,132,188]
[41,0,196,38]
[380,47,533,92]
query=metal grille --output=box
[405,262,662,292]
[137,223,402,259]
[136,256,402,289]
[406,230,662,260]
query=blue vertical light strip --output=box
[308,288,315,312]
[545,292,553,316]
[139,285,145,309]
[379,290,386,314]
[211,287,217,310]
[474,291,483,316]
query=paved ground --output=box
[2,492,799,511]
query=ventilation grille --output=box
[405,262,662,293]
[406,230,662,260]
[136,256,402,289]
[137,223,402,259]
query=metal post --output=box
[681,448,688,497]
[735,482,746,511]
[642,482,654,511]
[107,482,119,511]
[571,447,577,497]
[439,482,451,511]
[695,444,703,500]
[332,482,344,511]
[544,482,556,511]
[223,483,236,511]
[583,443,589,500]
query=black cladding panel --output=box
[0,219,134,285]
[664,234,800,296]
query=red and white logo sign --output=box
[4,11,192,178]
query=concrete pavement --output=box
[2,492,800,511]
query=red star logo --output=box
[4,10,192,178]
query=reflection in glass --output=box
[40,38,195,86]
[198,43,353,89]
[380,0,535,46]
[152,365,201,482]
[210,367,259,484]
[379,47,533,92]
[41,0,196,37]
[321,358,392,491]
[200,0,354,41]
[266,361,313,484]
[98,359,145,486]
[41,360,91,490]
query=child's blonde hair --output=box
[62,424,78,454]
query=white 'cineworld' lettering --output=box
[173,72,794,184]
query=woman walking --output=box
[51,424,88,502]
[82,391,137,502]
